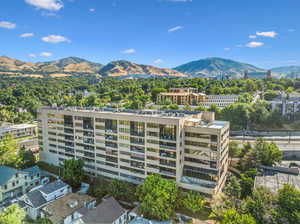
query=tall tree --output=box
[62,158,84,188]
[0,134,20,167]
[277,184,300,224]
[136,174,179,221]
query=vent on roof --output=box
[68,200,78,208]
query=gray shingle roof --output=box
[26,190,47,208]
[39,180,68,194]
[81,196,126,224]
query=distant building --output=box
[270,93,300,116]
[158,88,259,108]
[19,180,71,219]
[198,95,240,108]
[244,70,249,79]
[254,165,300,194]
[158,88,207,105]
[267,70,272,78]
[0,166,42,207]
[41,193,96,224]
[0,123,37,140]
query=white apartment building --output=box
[0,123,37,140]
[37,107,229,196]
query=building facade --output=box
[0,123,37,140]
[38,107,229,195]
[270,94,300,117]
[158,88,207,105]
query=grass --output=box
[176,206,212,221]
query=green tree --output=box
[136,174,179,221]
[240,169,257,198]
[239,139,282,171]
[242,187,277,224]
[221,208,256,224]
[277,184,300,224]
[108,179,136,202]
[224,176,241,200]
[181,191,205,214]
[18,146,36,169]
[0,204,26,224]
[62,159,84,188]
[229,141,242,158]
[221,103,251,130]
[0,134,20,167]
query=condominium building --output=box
[37,107,229,196]
[158,88,207,105]
[0,123,37,140]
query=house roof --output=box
[43,193,95,224]
[39,180,68,194]
[81,196,126,224]
[26,189,47,208]
[24,180,69,208]
[22,166,41,176]
[0,166,28,186]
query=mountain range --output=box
[0,56,299,78]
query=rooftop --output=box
[255,173,300,194]
[81,196,126,224]
[42,193,95,224]
[40,106,203,119]
[255,165,300,193]
[39,180,68,194]
[0,165,41,186]
[0,123,36,135]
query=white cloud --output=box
[224,48,231,51]
[42,35,70,43]
[168,26,184,32]
[249,35,256,39]
[246,41,264,48]
[89,8,95,12]
[28,53,36,57]
[154,59,164,64]
[20,33,34,38]
[40,52,53,57]
[25,0,63,11]
[0,21,16,29]
[256,31,277,38]
[121,49,136,54]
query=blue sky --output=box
[0,0,300,68]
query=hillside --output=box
[174,57,266,77]
[0,56,102,77]
[271,66,300,75]
[99,60,187,77]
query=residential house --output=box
[41,193,96,224]
[78,196,128,224]
[20,180,71,219]
[0,166,41,207]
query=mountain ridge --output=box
[0,55,299,78]
[173,57,266,77]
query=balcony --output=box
[130,131,145,137]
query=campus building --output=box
[37,107,229,195]
[158,88,207,105]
